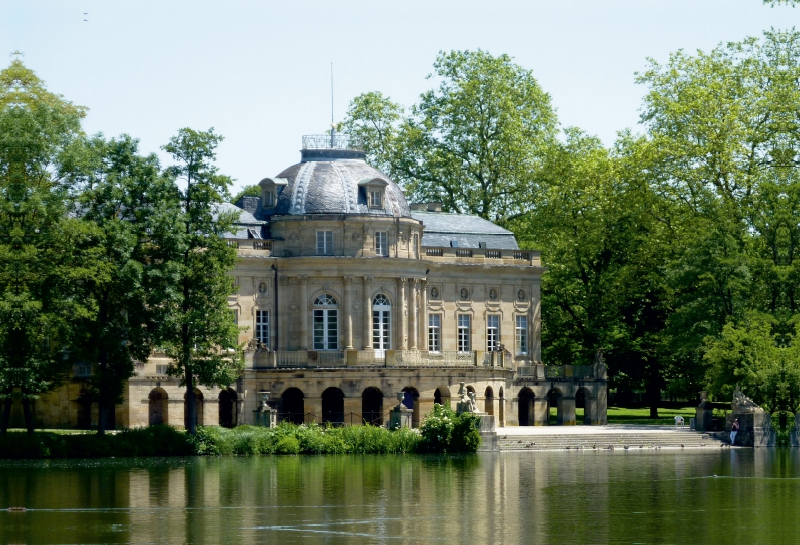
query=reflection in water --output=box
[0,450,799,544]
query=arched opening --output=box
[499,387,505,425]
[184,389,204,428]
[313,294,339,350]
[402,387,421,427]
[372,294,391,354]
[518,387,534,426]
[547,388,563,426]
[484,386,494,416]
[218,389,238,428]
[361,387,383,426]
[281,388,305,424]
[149,388,168,426]
[576,387,592,425]
[77,390,92,430]
[322,387,345,425]
[433,386,451,409]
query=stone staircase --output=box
[494,429,730,451]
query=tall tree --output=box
[158,128,242,435]
[343,50,558,225]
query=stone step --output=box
[495,430,730,450]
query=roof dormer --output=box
[258,177,288,209]
[358,177,389,209]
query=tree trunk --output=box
[97,400,108,437]
[21,397,34,435]
[646,369,660,419]
[185,369,196,435]
[0,395,11,434]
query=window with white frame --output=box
[428,313,441,352]
[264,190,275,207]
[316,230,334,256]
[487,315,500,352]
[372,294,391,351]
[375,231,389,256]
[516,315,528,355]
[411,233,419,258]
[313,294,338,350]
[369,189,383,208]
[255,310,269,348]
[457,314,471,352]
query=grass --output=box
[543,406,697,425]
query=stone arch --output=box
[576,387,592,425]
[434,386,451,409]
[184,389,204,428]
[362,387,384,426]
[322,387,345,425]
[148,388,168,426]
[218,388,238,428]
[484,386,494,416]
[518,387,535,426]
[402,387,421,427]
[281,387,305,424]
[547,387,564,426]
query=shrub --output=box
[417,404,482,453]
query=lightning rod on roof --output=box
[330,62,335,147]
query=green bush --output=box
[417,404,482,453]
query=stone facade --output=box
[18,136,607,430]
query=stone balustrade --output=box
[247,349,511,370]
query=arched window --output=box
[372,294,391,352]
[313,294,338,350]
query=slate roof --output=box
[411,211,519,250]
[214,202,266,240]
[263,158,411,218]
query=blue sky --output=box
[2,1,797,192]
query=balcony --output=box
[516,364,601,380]
[229,239,273,256]
[248,349,511,370]
[423,247,540,266]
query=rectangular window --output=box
[487,315,500,352]
[457,314,471,353]
[370,189,382,208]
[313,309,338,350]
[412,233,419,258]
[516,315,528,355]
[428,314,441,352]
[316,230,334,256]
[375,231,389,256]
[264,191,275,207]
[255,310,269,348]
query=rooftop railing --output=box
[302,134,362,151]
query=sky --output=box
[2,1,798,193]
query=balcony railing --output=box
[251,349,506,369]
[422,247,540,265]
[516,364,601,380]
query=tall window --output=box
[375,231,388,256]
[316,231,334,256]
[457,314,471,353]
[313,294,338,350]
[516,315,528,355]
[369,189,383,208]
[428,314,441,352]
[255,310,269,348]
[411,233,419,258]
[372,294,391,351]
[487,315,500,352]
[264,191,275,207]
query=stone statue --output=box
[593,348,607,380]
[732,384,762,413]
[456,382,472,414]
[468,391,478,413]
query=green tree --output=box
[0,58,86,433]
[230,184,261,204]
[159,128,243,435]
[343,50,558,225]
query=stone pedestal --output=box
[695,399,715,432]
[475,413,495,432]
[253,407,277,428]
[389,406,413,429]
[726,411,775,447]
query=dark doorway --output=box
[184,389,204,428]
[219,389,237,428]
[485,387,494,416]
[362,387,383,425]
[518,388,534,426]
[322,387,345,425]
[149,388,168,426]
[402,387,420,427]
[281,388,305,424]
[547,388,563,425]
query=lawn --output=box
[548,406,697,425]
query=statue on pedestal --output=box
[732,384,762,413]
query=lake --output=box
[1,449,798,544]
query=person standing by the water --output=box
[730,418,740,446]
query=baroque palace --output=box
[28,135,607,429]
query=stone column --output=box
[343,276,353,350]
[532,397,549,426]
[343,397,362,426]
[408,279,418,350]
[362,276,372,349]
[559,396,576,426]
[398,278,407,350]
[420,280,428,350]
[304,397,322,424]
[299,276,308,350]
[531,282,542,363]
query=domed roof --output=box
[266,136,411,218]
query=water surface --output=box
[1,449,798,544]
